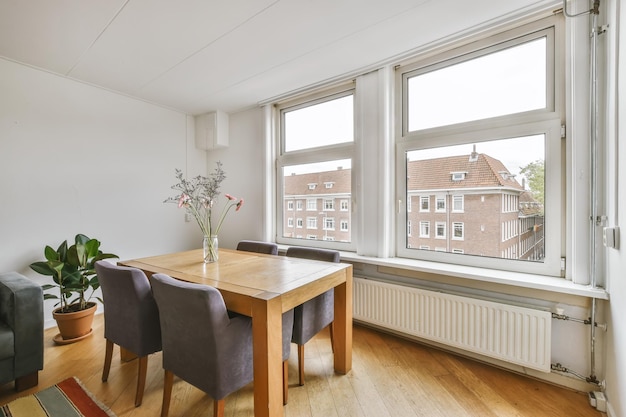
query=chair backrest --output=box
[236,240,278,255]
[286,247,340,263]
[94,261,161,356]
[149,273,253,400]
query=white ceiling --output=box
[0,0,556,115]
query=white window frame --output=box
[287,201,294,211]
[419,195,429,212]
[396,17,564,277]
[307,217,317,229]
[435,195,446,212]
[340,220,349,231]
[306,199,317,211]
[324,199,334,211]
[419,221,430,238]
[452,222,464,240]
[452,195,464,212]
[275,86,356,251]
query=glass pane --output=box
[284,95,354,152]
[283,160,351,242]
[406,136,545,262]
[408,37,546,131]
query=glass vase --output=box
[203,235,219,263]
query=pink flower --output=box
[177,194,189,208]
[225,193,237,201]
[236,199,244,211]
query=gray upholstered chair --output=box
[236,239,293,403]
[95,261,162,407]
[149,273,258,417]
[0,272,43,392]
[286,246,340,386]
[236,240,278,255]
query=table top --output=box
[119,248,352,313]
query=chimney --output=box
[469,144,478,162]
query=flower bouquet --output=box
[165,162,243,262]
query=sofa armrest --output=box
[0,272,44,378]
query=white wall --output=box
[0,57,206,326]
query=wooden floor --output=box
[1,314,604,417]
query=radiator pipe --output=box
[551,312,608,330]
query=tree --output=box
[520,159,545,204]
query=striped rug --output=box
[0,377,115,417]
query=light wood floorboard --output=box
[0,314,605,417]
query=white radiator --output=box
[353,277,552,372]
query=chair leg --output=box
[283,360,289,405]
[297,344,305,386]
[213,398,225,417]
[135,355,148,407]
[329,322,335,352]
[102,339,114,382]
[161,370,174,417]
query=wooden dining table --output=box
[118,248,353,417]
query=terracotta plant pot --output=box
[52,302,97,344]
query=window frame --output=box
[395,16,564,277]
[275,85,357,251]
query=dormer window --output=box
[324,182,334,189]
[451,172,466,181]
[307,183,317,190]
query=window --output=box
[419,221,430,238]
[287,218,294,227]
[435,222,446,239]
[296,218,303,228]
[296,201,303,211]
[398,18,563,276]
[287,201,294,211]
[407,220,412,237]
[453,222,464,240]
[277,88,355,250]
[435,196,446,212]
[452,195,464,212]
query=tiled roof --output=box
[284,167,351,195]
[407,153,525,191]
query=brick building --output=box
[283,167,352,242]
[406,149,544,260]
[282,151,544,261]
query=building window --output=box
[419,221,430,238]
[399,17,562,276]
[277,88,355,249]
[287,218,294,227]
[287,201,294,211]
[435,196,446,212]
[296,218,303,228]
[452,222,464,240]
[452,195,464,212]
[451,172,466,181]
[435,222,446,239]
[420,196,429,212]
[296,201,303,211]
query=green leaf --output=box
[44,245,59,262]
[29,261,56,276]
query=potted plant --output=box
[29,233,118,344]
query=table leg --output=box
[251,296,284,417]
[333,267,353,373]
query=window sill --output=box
[337,252,609,300]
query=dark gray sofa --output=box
[0,272,43,391]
